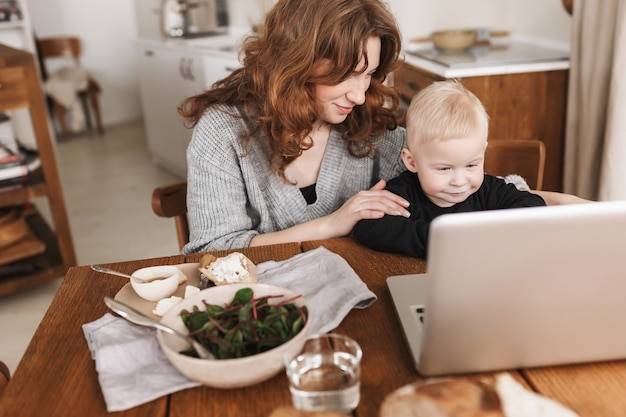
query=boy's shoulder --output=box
[387,170,419,189]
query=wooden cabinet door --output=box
[461,71,567,192]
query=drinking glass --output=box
[285,333,362,413]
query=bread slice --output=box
[198,252,258,286]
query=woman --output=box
[180,0,411,253]
[180,0,587,254]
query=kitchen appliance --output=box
[161,0,229,38]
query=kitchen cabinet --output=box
[0,44,76,296]
[137,44,206,178]
[395,40,569,192]
[136,41,240,178]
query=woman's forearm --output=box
[248,215,342,247]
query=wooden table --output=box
[1,238,626,416]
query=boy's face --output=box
[402,134,487,207]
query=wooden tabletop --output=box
[1,238,626,416]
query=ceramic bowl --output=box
[157,283,310,388]
[431,29,477,52]
[130,265,183,301]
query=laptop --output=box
[387,200,626,376]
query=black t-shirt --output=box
[352,171,546,258]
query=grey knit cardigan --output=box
[183,104,406,254]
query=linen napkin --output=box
[495,373,580,417]
[256,246,377,335]
[82,313,201,412]
[82,246,375,411]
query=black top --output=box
[352,171,546,258]
[300,183,317,205]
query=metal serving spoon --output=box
[91,265,164,283]
[103,296,215,360]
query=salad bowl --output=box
[157,283,310,388]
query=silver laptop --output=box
[387,200,626,376]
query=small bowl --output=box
[157,283,310,388]
[431,29,477,52]
[131,265,182,301]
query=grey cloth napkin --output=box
[82,246,375,411]
[82,313,201,412]
[256,246,377,335]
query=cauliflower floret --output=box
[152,296,182,316]
[152,285,201,316]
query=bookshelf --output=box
[0,43,76,296]
[0,0,39,157]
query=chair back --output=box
[36,36,104,137]
[151,181,189,250]
[37,37,82,77]
[484,139,546,190]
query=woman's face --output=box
[314,36,381,125]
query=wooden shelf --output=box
[0,43,76,296]
[0,168,48,205]
[0,21,26,30]
[0,209,64,297]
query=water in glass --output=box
[287,350,360,413]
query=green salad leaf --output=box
[179,288,308,359]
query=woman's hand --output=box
[326,180,410,236]
[249,180,410,247]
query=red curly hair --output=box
[178,0,402,180]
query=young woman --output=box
[179,0,411,253]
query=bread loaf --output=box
[379,377,504,417]
[268,406,348,417]
[198,252,258,286]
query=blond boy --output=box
[353,80,546,258]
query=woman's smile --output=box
[336,104,353,115]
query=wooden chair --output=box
[484,139,546,191]
[36,36,104,139]
[0,359,10,396]
[151,180,189,250]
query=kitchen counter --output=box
[134,28,248,60]
[402,34,569,78]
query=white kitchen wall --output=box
[390,0,571,43]
[24,0,571,129]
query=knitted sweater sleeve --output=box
[183,106,260,253]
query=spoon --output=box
[103,296,215,360]
[91,265,165,283]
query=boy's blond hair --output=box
[405,80,489,149]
